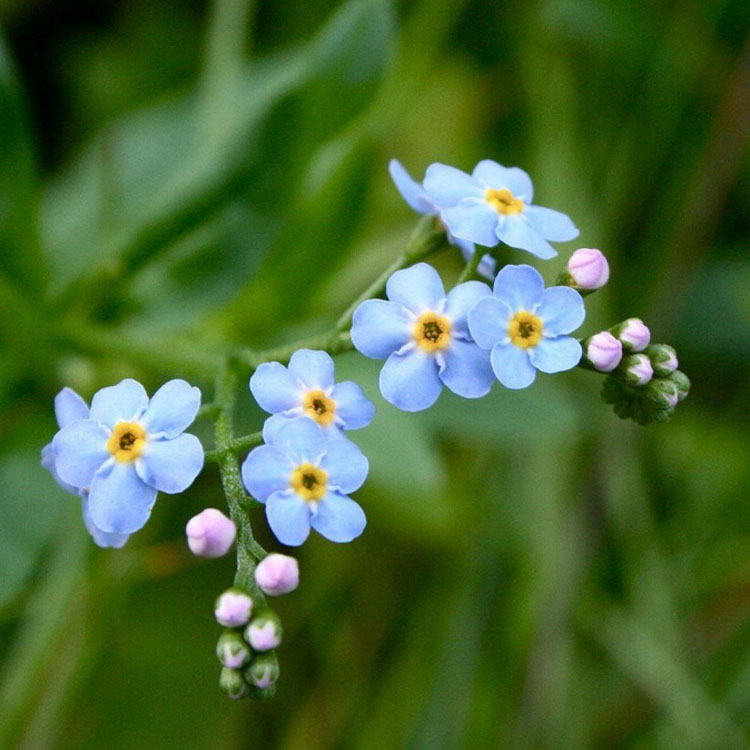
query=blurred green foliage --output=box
[0,0,748,747]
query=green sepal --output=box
[601,376,674,426]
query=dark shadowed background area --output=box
[0,0,748,747]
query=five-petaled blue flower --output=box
[51,379,204,535]
[241,418,368,546]
[42,388,130,548]
[389,159,496,279]
[467,265,585,389]
[250,349,375,443]
[350,263,495,411]
[423,160,579,259]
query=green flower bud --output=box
[644,378,679,409]
[216,630,251,669]
[668,370,690,401]
[245,651,280,690]
[644,344,678,377]
[617,353,653,387]
[219,667,249,700]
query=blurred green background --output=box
[1,0,748,747]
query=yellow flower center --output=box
[413,311,452,352]
[302,389,336,426]
[486,188,523,215]
[508,311,543,349]
[107,422,146,462]
[290,463,327,501]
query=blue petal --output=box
[524,205,579,241]
[444,280,492,335]
[88,379,148,429]
[311,491,366,543]
[320,439,368,493]
[88,461,157,534]
[467,296,513,350]
[140,379,201,438]
[496,216,557,259]
[288,349,335,390]
[529,336,582,374]
[261,412,296,445]
[350,299,412,359]
[250,362,304,414]
[241,444,292,503]
[492,264,545,312]
[379,349,442,412]
[81,495,129,548]
[41,442,79,495]
[536,286,586,335]
[471,161,533,202]
[423,163,483,207]
[330,381,375,430]
[54,388,89,429]
[441,200,499,247]
[53,420,110,488]
[272,418,326,464]
[490,343,537,389]
[136,434,204,493]
[439,339,494,398]
[389,159,435,214]
[265,490,311,546]
[385,263,445,314]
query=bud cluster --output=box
[214,554,298,700]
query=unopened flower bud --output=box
[186,508,236,558]
[216,631,251,669]
[583,332,622,372]
[219,667,249,700]
[567,248,610,290]
[619,354,653,386]
[613,318,651,352]
[215,589,252,628]
[244,610,282,652]
[644,379,680,409]
[246,652,280,690]
[254,554,299,596]
[645,344,678,377]
[668,370,690,401]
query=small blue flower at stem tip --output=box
[241,418,367,546]
[423,160,579,259]
[467,265,585,389]
[50,379,204,536]
[41,387,129,548]
[350,262,495,411]
[389,159,496,279]
[250,349,375,444]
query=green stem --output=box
[205,431,263,463]
[212,363,267,594]
[456,245,485,284]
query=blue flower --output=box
[250,349,375,443]
[350,263,495,411]
[423,160,579,259]
[389,159,496,279]
[51,379,204,535]
[241,418,368,546]
[42,388,129,548]
[467,264,585,389]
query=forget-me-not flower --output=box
[389,159,496,279]
[241,418,368,546]
[423,160,579,259]
[42,388,131,548]
[250,349,374,443]
[51,378,204,535]
[350,263,495,411]
[467,264,585,389]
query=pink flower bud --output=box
[585,332,622,372]
[245,612,282,652]
[623,354,653,386]
[186,508,236,558]
[618,318,651,352]
[568,248,610,290]
[254,554,299,596]
[215,590,253,628]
